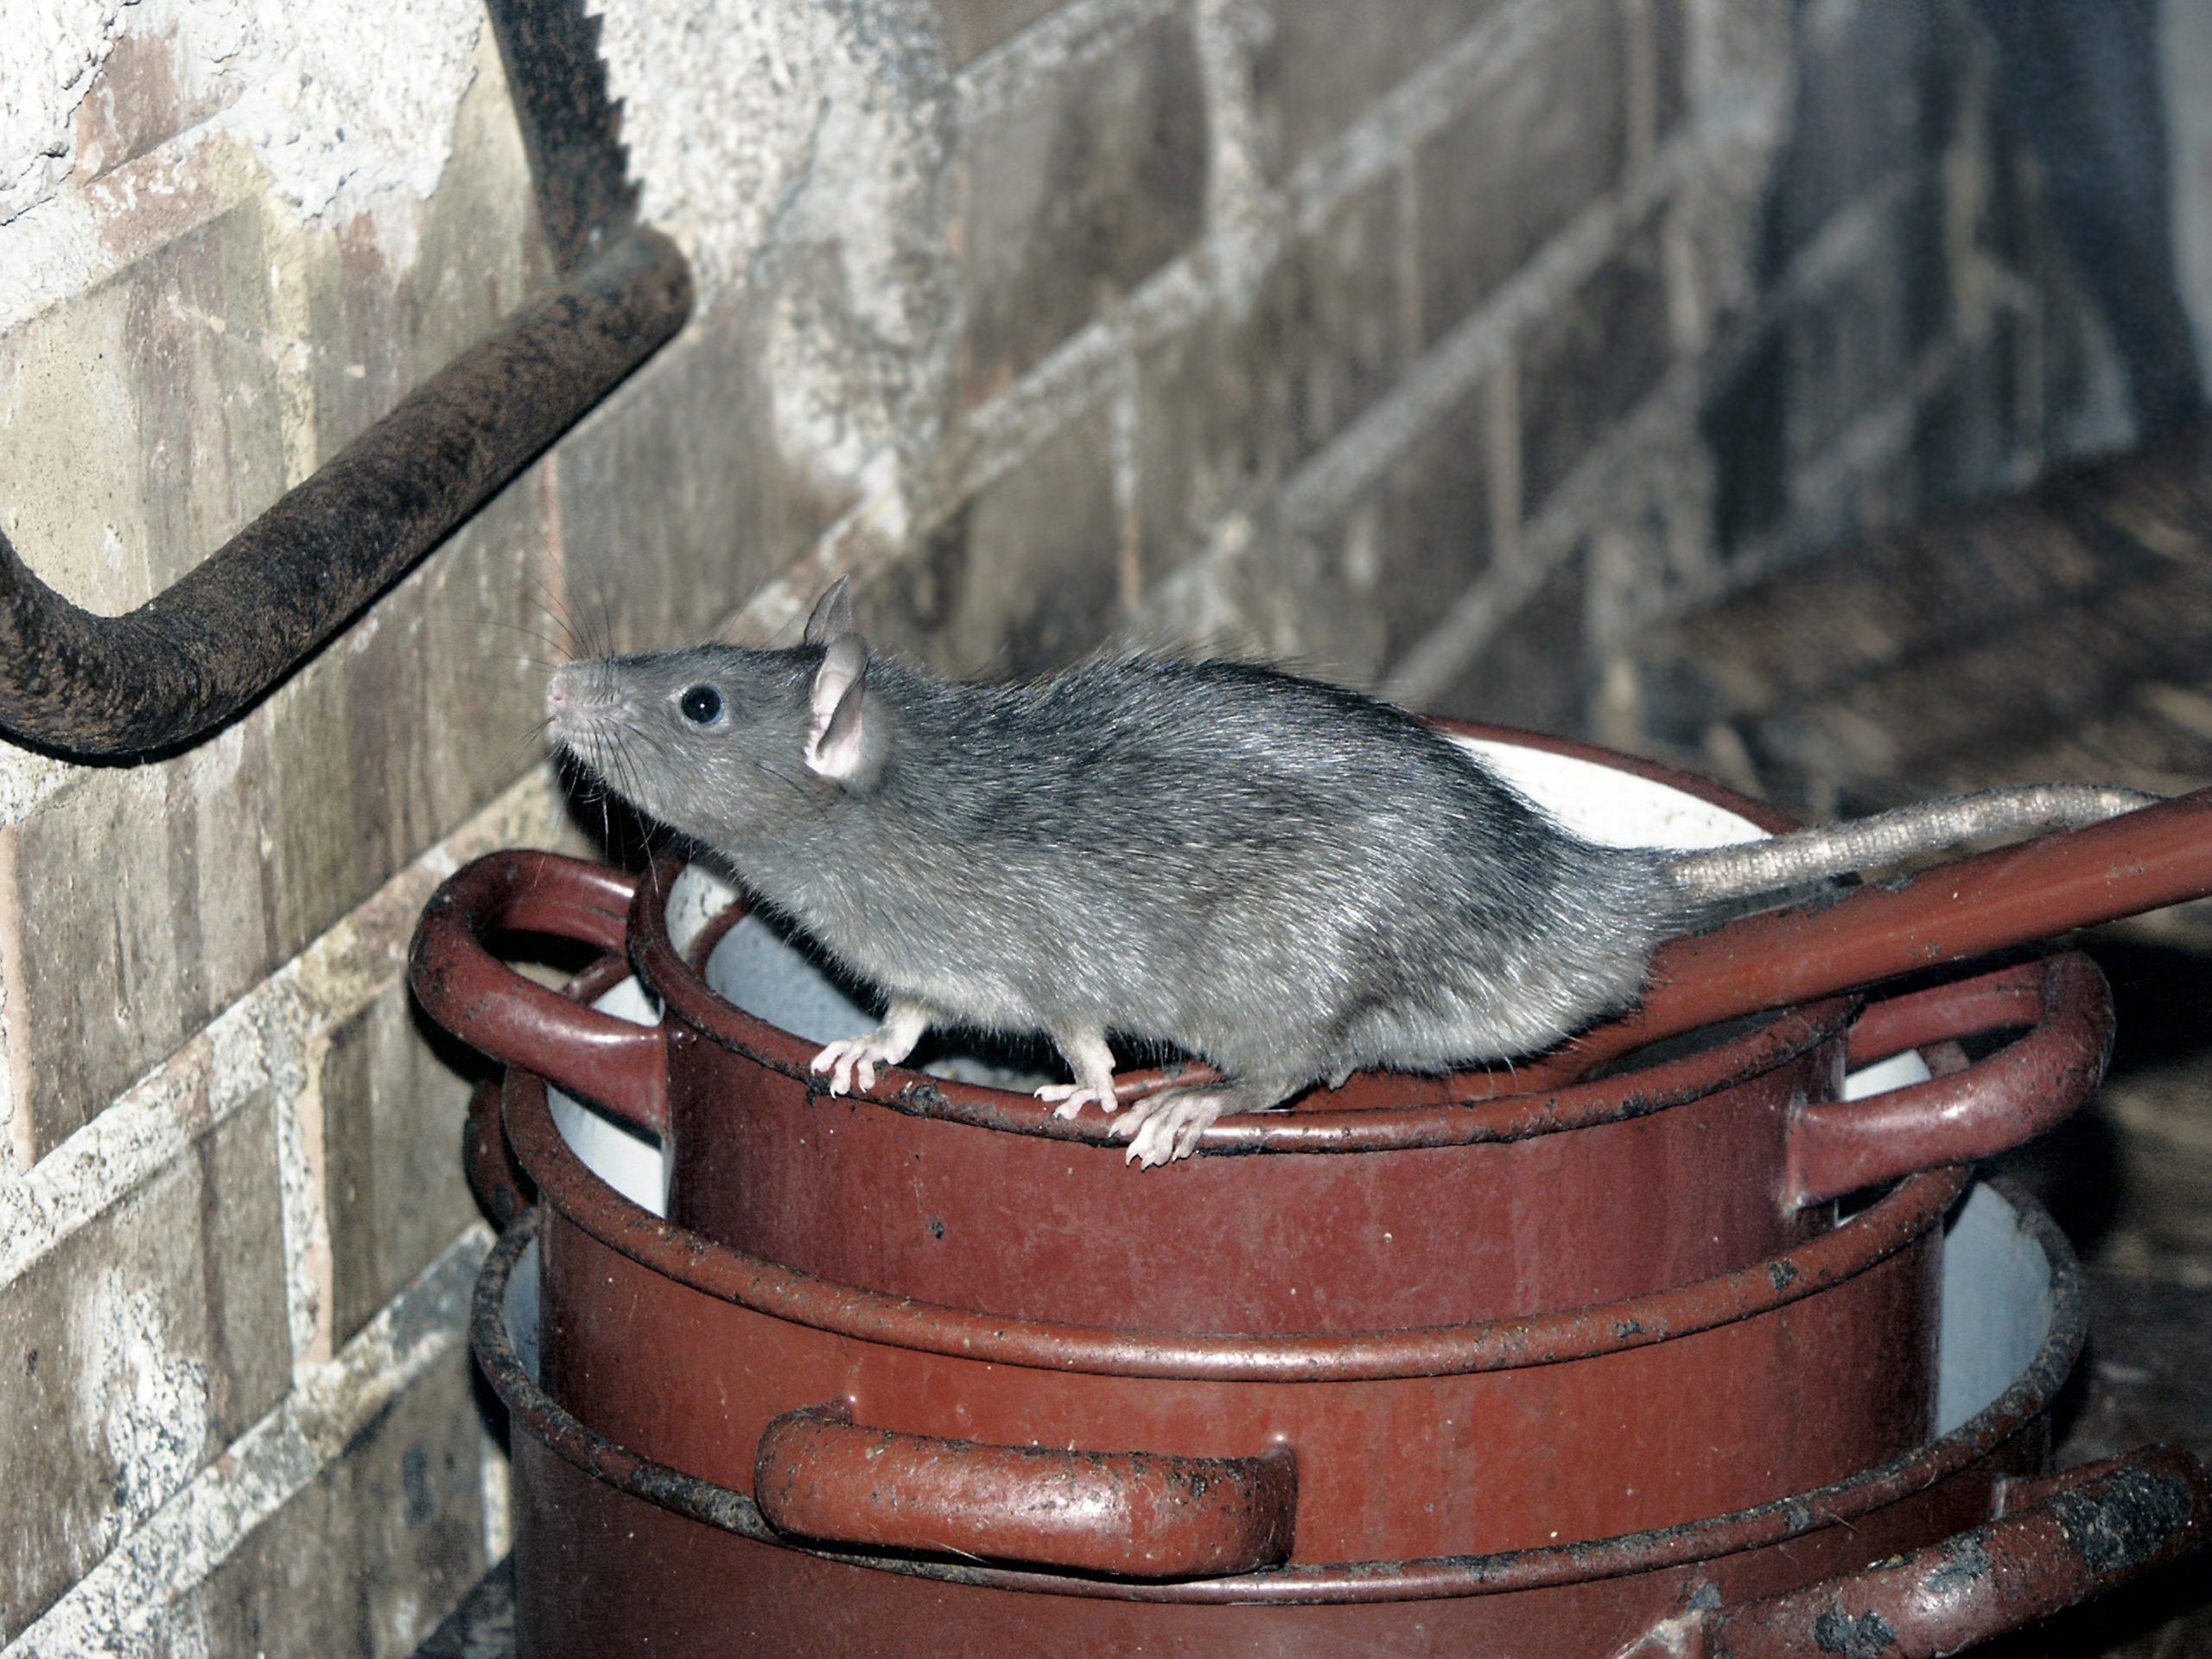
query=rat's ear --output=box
[806,634,884,787]
[803,577,857,646]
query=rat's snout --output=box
[544,664,578,720]
[543,663,626,749]
[545,663,611,724]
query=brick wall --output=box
[0,1,2193,1652]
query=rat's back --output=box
[853,654,1679,1073]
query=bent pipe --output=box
[0,226,691,760]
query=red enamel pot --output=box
[471,1174,2209,1657]
[480,1007,1967,1567]
[414,723,2116,1334]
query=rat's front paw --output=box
[1110,1090,1226,1167]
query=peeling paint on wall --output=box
[81,1273,213,1540]
[0,0,482,338]
[2,0,482,228]
[0,1,136,226]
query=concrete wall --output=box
[0,1,2191,1651]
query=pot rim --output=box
[626,718,1870,1154]
[502,1058,1967,1380]
[474,1178,2082,1605]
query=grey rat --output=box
[544,580,2153,1167]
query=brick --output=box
[1255,0,1502,177]
[1699,0,1789,89]
[321,980,483,1349]
[1136,522,1392,686]
[558,291,856,658]
[865,408,1122,677]
[9,762,270,1153]
[1767,1,1973,264]
[937,0,1065,65]
[0,202,288,616]
[1648,0,1689,141]
[1767,178,1948,479]
[162,1344,486,1659]
[1907,309,2024,517]
[1517,226,1672,517]
[1327,380,1497,666]
[1414,0,1628,345]
[1138,175,1410,577]
[1700,330,1789,557]
[72,28,226,182]
[957,10,1208,403]
[0,1099,289,1642]
[1431,551,1592,733]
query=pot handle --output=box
[1616,1444,2209,1658]
[1786,952,2112,1207]
[409,850,667,1136]
[753,1403,1298,1580]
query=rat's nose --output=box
[544,665,576,719]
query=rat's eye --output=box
[679,685,723,725]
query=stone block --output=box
[1517,226,1672,517]
[1414,0,1628,346]
[1700,329,1789,558]
[321,979,482,1350]
[162,1343,487,1659]
[1768,1,1972,264]
[1907,309,2024,517]
[1765,173,1948,480]
[6,760,270,1154]
[1649,0,1690,140]
[1432,551,1592,734]
[0,201,289,615]
[0,1099,289,1643]
[1254,0,1502,178]
[937,0,1067,65]
[956,9,1209,404]
[71,26,230,185]
[1138,174,1410,577]
[864,407,1122,677]
[1325,381,1496,666]
[556,292,856,658]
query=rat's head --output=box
[544,579,888,846]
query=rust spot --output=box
[2050,1470,2194,1574]
[1813,1607,1898,1656]
[1769,1259,1799,1290]
[1923,1529,1989,1595]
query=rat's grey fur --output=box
[545,588,2155,1165]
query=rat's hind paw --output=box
[1040,1031,1122,1121]
[1111,1090,1227,1167]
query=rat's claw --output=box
[1113,1090,1226,1167]
[810,1039,879,1096]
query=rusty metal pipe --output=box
[0,228,690,759]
